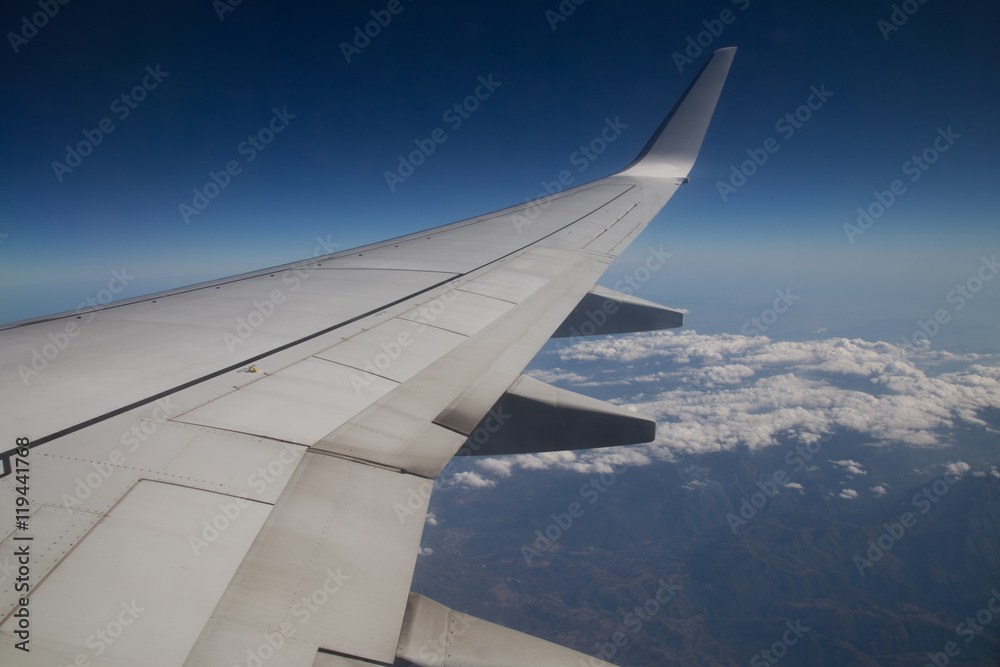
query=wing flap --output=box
[183,453,431,666]
[312,249,607,477]
[0,481,271,665]
[396,593,618,667]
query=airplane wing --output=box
[0,48,735,666]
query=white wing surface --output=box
[0,48,736,666]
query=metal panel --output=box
[0,480,271,666]
[184,453,429,666]
[398,290,513,337]
[0,506,100,619]
[313,408,467,476]
[176,358,398,446]
[29,418,307,509]
[501,247,582,279]
[396,593,618,667]
[456,267,549,304]
[315,317,467,384]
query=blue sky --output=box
[2,0,998,351]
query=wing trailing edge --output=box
[395,593,618,667]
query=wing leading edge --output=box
[0,48,736,666]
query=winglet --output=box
[620,47,736,179]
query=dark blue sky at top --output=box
[1,0,998,350]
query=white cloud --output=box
[418,547,434,556]
[435,446,653,491]
[447,471,496,489]
[551,331,1000,457]
[440,332,1000,487]
[831,459,868,476]
[477,458,514,478]
[785,482,804,493]
[425,513,439,526]
[871,484,889,496]
[944,461,971,478]
[839,489,859,500]
[505,447,652,476]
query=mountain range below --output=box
[409,415,1000,666]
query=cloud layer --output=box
[442,331,1000,488]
